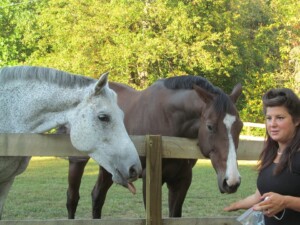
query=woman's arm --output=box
[224,189,261,211]
[284,195,300,212]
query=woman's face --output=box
[265,106,298,147]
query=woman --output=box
[224,88,300,225]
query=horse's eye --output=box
[98,114,110,122]
[207,124,213,132]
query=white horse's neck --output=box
[0,79,92,133]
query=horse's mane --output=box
[0,66,95,88]
[163,75,220,93]
[163,75,234,114]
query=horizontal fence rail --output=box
[0,134,263,160]
[243,122,265,128]
[0,217,241,225]
[240,122,265,141]
[0,133,264,225]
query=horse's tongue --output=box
[127,182,136,195]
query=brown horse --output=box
[66,75,243,219]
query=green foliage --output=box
[241,125,266,137]
[22,0,247,87]
[0,0,33,66]
[1,0,299,120]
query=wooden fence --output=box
[0,133,264,225]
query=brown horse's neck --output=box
[166,89,203,138]
[110,81,201,138]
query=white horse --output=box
[0,66,142,219]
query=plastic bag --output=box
[237,208,265,225]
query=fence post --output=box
[145,135,162,225]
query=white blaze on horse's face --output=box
[68,73,142,187]
[223,114,241,187]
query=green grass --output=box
[3,158,258,220]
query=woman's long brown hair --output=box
[257,88,300,175]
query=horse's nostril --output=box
[129,165,138,179]
[223,178,228,188]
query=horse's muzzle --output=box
[220,176,241,194]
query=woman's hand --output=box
[224,202,239,212]
[224,189,262,212]
[253,192,286,217]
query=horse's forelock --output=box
[214,93,236,115]
[0,66,95,88]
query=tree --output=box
[0,0,44,66]
[23,0,245,88]
[1,0,299,122]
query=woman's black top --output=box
[257,152,300,225]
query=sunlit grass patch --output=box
[3,157,257,220]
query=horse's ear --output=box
[193,84,215,104]
[230,83,242,103]
[94,72,109,95]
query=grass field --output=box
[3,157,258,220]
